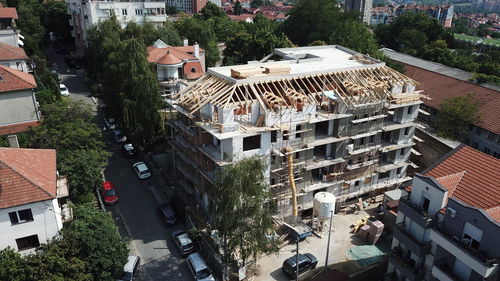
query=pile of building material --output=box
[263,64,291,75]
[231,67,264,79]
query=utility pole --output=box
[324,210,334,270]
[296,236,299,281]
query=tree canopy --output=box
[436,94,480,140]
[213,156,277,267]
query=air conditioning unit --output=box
[446,207,456,218]
[462,238,471,246]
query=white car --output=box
[133,162,151,179]
[59,84,69,96]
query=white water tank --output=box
[313,192,336,219]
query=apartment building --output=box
[0,148,70,253]
[345,0,373,24]
[382,48,500,159]
[167,45,423,219]
[66,0,168,48]
[370,5,453,27]
[387,145,499,281]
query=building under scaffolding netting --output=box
[166,45,424,222]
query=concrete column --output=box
[326,144,332,158]
[7,134,19,148]
[327,120,334,136]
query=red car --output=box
[101,181,118,205]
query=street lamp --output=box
[324,210,334,270]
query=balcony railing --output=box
[389,247,425,281]
[432,259,463,281]
[393,222,431,256]
[399,195,437,227]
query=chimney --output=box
[183,38,188,46]
[194,42,199,59]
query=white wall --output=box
[0,89,39,126]
[0,199,62,253]
[409,176,447,216]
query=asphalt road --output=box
[45,44,191,281]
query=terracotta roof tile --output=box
[486,206,500,223]
[0,42,27,61]
[404,64,500,134]
[183,61,204,80]
[157,51,182,65]
[0,120,40,136]
[147,46,200,63]
[435,171,466,198]
[0,65,36,92]
[0,148,57,209]
[171,45,205,53]
[425,145,500,222]
[0,7,18,19]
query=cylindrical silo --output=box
[313,192,336,219]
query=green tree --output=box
[174,17,220,66]
[16,0,45,56]
[452,17,471,34]
[436,94,480,140]
[166,5,178,15]
[157,22,183,46]
[63,203,128,281]
[234,0,243,15]
[0,248,28,281]
[40,1,72,41]
[250,0,262,8]
[213,157,277,270]
[421,40,455,65]
[328,13,379,55]
[117,38,162,146]
[199,2,227,20]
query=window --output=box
[475,127,481,136]
[369,135,375,143]
[400,148,406,156]
[397,167,402,174]
[404,127,410,136]
[407,106,413,115]
[359,137,365,145]
[135,9,143,15]
[462,222,482,250]
[282,130,289,141]
[354,180,360,187]
[295,125,302,138]
[271,131,277,143]
[9,209,33,225]
[243,135,261,151]
[15,235,39,251]
[487,131,496,141]
[121,8,127,16]
[16,62,22,70]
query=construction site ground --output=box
[254,197,391,281]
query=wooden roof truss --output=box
[173,66,419,115]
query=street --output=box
[45,45,191,281]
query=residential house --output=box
[381,48,500,159]
[0,42,28,72]
[147,39,205,96]
[166,45,423,218]
[0,148,70,253]
[0,5,23,48]
[0,65,40,141]
[66,0,168,49]
[386,145,499,281]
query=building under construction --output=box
[167,45,423,221]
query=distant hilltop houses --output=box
[370,4,454,27]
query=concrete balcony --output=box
[388,250,425,281]
[431,260,460,281]
[393,223,431,256]
[430,228,499,278]
[146,14,167,22]
[398,195,436,228]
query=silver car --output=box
[172,230,195,256]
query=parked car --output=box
[172,229,195,256]
[281,253,317,278]
[132,162,151,179]
[100,181,118,205]
[59,84,69,96]
[122,143,136,158]
[104,118,116,130]
[159,203,176,226]
[186,253,215,281]
[118,255,140,281]
[113,129,127,143]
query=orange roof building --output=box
[0,65,40,136]
[0,148,66,253]
[147,39,206,96]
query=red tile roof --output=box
[0,148,57,209]
[0,65,36,92]
[157,51,182,65]
[0,7,18,19]
[0,120,40,136]
[404,64,500,134]
[0,42,27,61]
[147,46,204,64]
[425,145,500,222]
[183,61,204,80]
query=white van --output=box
[186,253,215,281]
[118,255,140,281]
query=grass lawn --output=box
[454,33,500,47]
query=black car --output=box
[282,253,318,279]
[159,204,177,226]
[122,143,136,158]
